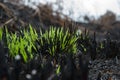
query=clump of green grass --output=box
[5,25,38,62]
[4,25,78,62]
[38,27,78,56]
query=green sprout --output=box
[56,65,61,75]
[80,44,87,52]
[100,42,104,49]
[0,27,3,41]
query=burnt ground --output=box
[0,2,120,80]
[89,59,120,80]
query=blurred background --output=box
[3,0,120,22]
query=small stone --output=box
[31,69,37,75]
[26,74,32,79]
[15,55,21,60]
